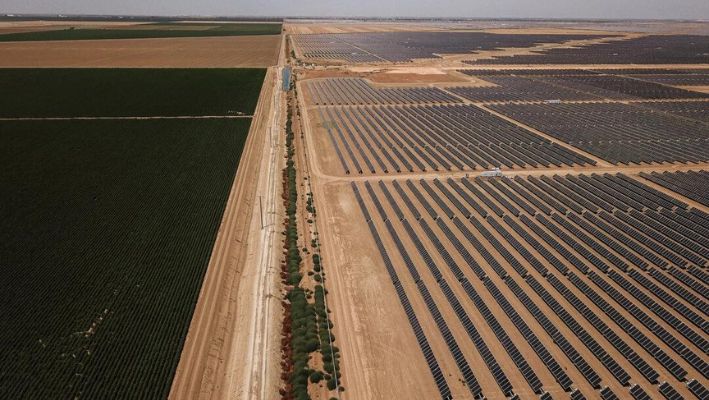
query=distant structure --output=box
[480,167,504,178]
[282,66,291,91]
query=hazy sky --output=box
[4,0,709,20]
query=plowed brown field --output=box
[0,35,281,67]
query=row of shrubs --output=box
[280,74,343,400]
[280,94,315,400]
[279,82,324,400]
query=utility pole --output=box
[259,195,264,229]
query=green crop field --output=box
[0,22,282,42]
[0,68,266,118]
[0,68,265,398]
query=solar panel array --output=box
[297,27,709,400]
[351,172,708,399]
[305,78,460,105]
[449,76,600,102]
[459,69,599,77]
[638,101,709,123]
[466,35,709,65]
[462,68,709,78]
[293,31,611,63]
[488,102,709,165]
[588,69,709,75]
[451,74,707,102]
[538,75,708,100]
[640,170,709,207]
[633,74,709,86]
[318,103,595,175]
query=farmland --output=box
[0,68,266,117]
[0,22,282,41]
[288,20,709,400]
[0,19,283,68]
[0,68,266,399]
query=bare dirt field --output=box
[0,35,281,67]
[299,67,467,83]
[367,69,471,84]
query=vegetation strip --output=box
[0,23,282,42]
[279,76,343,400]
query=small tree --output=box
[309,370,323,383]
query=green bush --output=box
[309,370,324,383]
[327,378,337,390]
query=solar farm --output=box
[289,21,709,400]
[1,16,708,400]
[291,31,612,63]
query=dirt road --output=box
[169,33,287,400]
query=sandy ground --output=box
[368,70,471,84]
[678,85,709,94]
[300,67,472,84]
[0,35,281,67]
[169,33,287,400]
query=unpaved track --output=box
[225,50,286,400]
[169,31,286,400]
